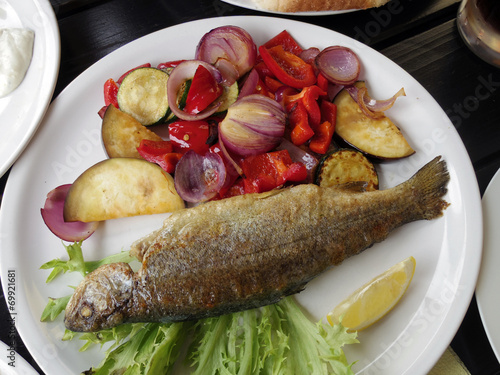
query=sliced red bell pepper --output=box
[255,77,273,98]
[136,139,173,155]
[316,73,330,95]
[284,85,326,130]
[263,30,303,56]
[103,78,119,108]
[156,60,186,70]
[253,60,275,81]
[287,101,314,146]
[168,119,211,155]
[184,64,223,115]
[258,45,316,89]
[308,100,337,154]
[309,121,335,155]
[241,150,307,194]
[264,76,285,93]
[137,139,182,174]
[219,178,246,199]
[117,63,151,84]
[320,99,338,125]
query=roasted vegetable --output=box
[315,148,378,191]
[117,67,170,126]
[63,158,184,222]
[334,81,414,159]
[101,105,163,158]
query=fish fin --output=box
[406,155,450,219]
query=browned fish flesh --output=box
[64,156,450,332]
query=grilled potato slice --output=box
[64,158,184,222]
[102,105,163,158]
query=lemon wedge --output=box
[327,256,416,332]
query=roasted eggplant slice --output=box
[101,105,163,158]
[314,148,378,191]
[333,81,415,159]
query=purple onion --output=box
[195,26,257,82]
[219,94,286,157]
[41,184,99,242]
[174,150,227,203]
[315,46,361,86]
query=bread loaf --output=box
[253,0,391,12]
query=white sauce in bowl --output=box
[0,28,35,97]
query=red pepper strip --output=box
[136,140,182,174]
[308,101,337,154]
[309,121,335,154]
[168,119,211,155]
[117,63,151,84]
[219,177,246,199]
[184,64,223,115]
[264,76,285,93]
[316,73,330,96]
[156,153,183,174]
[253,61,275,81]
[262,30,304,56]
[136,139,173,155]
[241,150,307,193]
[287,101,314,146]
[258,45,316,89]
[320,99,338,125]
[255,77,274,98]
[157,60,186,69]
[103,78,119,108]
[285,85,326,130]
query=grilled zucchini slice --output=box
[117,67,170,126]
[314,149,378,191]
[334,81,414,159]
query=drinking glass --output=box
[457,0,500,68]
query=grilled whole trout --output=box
[65,156,450,332]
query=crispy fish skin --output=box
[65,156,449,332]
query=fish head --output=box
[64,262,134,332]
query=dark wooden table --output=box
[1,0,500,373]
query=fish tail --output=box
[405,156,450,220]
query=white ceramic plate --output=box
[0,341,38,375]
[0,0,60,177]
[476,168,500,363]
[0,16,482,375]
[220,0,356,15]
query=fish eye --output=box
[79,305,93,319]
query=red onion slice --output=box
[167,60,224,121]
[41,184,99,242]
[345,85,406,119]
[195,25,257,81]
[238,68,259,99]
[174,150,227,203]
[315,46,361,86]
[219,94,286,157]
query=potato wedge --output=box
[64,158,184,222]
[334,82,414,159]
[102,104,163,158]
